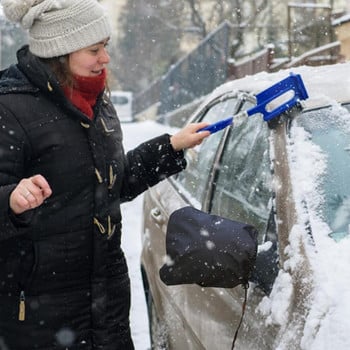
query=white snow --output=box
[287,114,350,349]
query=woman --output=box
[0,0,210,349]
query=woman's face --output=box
[69,38,110,77]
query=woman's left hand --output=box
[170,122,210,151]
[9,174,52,215]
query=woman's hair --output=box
[41,55,74,88]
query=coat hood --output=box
[0,45,60,97]
[0,62,37,95]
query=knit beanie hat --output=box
[1,0,111,58]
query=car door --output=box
[142,94,244,349]
[172,96,279,350]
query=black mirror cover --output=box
[159,206,258,288]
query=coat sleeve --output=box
[120,133,186,202]
[0,102,33,241]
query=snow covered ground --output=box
[120,120,179,350]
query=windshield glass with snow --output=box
[295,103,350,242]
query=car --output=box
[110,90,134,122]
[140,62,350,350]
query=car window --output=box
[295,103,350,242]
[210,100,274,244]
[111,95,129,105]
[174,97,238,208]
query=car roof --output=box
[200,62,350,112]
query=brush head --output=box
[248,73,309,121]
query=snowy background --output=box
[121,120,178,350]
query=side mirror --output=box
[250,241,279,294]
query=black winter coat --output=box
[0,46,186,350]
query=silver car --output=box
[140,63,350,350]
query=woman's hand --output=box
[9,175,52,215]
[170,122,210,151]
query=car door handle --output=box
[150,207,165,224]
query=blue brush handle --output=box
[197,116,233,134]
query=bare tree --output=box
[113,0,336,91]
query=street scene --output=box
[1,0,350,349]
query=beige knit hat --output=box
[1,0,111,58]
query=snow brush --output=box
[198,72,309,134]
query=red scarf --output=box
[63,69,106,119]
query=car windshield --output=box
[294,103,350,242]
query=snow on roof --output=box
[332,13,350,26]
